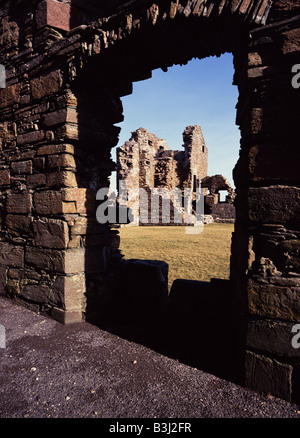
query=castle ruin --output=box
[117,125,235,224]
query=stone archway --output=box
[0,0,299,403]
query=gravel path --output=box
[0,296,300,419]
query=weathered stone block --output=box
[25,247,65,272]
[7,193,32,214]
[51,307,83,324]
[6,278,20,295]
[47,171,77,188]
[245,350,292,401]
[16,130,45,146]
[21,284,50,304]
[247,279,300,321]
[247,319,300,358]
[35,0,83,32]
[0,243,24,268]
[37,144,75,156]
[11,160,32,175]
[27,173,47,189]
[32,157,45,171]
[53,273,86,311]
[64,249,85,274]
[33,190,63,214]
[248,186,300,225]
[48,154,76,169]
[248,143,300,182]
[0,84,21,109]
[62,188,95,214]
[6,214,32,234]
[33,218,69,249]
[25,247,98,275]
[42,109,67,127]
[68,235,82,248]
[0,169,10,186]
[31,70,62,100]
[281,28,300,54]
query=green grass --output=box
[118,223,234,289]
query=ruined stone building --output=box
[117,125,235,224]
[202,174,236,222]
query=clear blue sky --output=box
[112,52,240,189]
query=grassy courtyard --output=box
[118,223,234,289]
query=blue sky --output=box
[112,52,240,188]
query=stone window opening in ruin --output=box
[218,190,229,203]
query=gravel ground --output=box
[0,296,300,420]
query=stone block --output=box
[27,173,47,189]
[7,192,32,214]
[0,84,21,109]
[33,218,69,249]
[63,249,84,274]
[16,130,45,146]
[42,109,67,127]
[48,154,76,169]
[0,243,24,268]
[24,240,100,280]
[21,284,50,304]
[248,186,300,225]
[6,214,32,234]
[0,169,10,186]
[37,144,75,156]
[46,171,77,188]
[11,160,32,175]
[35,0,83,32]
[62,188,95,214]
[245,350,292,401]
[33,190,63,214]
[32,158,45,171]
[247,319,300,358]
[53,273,86,311]
[248,143,300,182]
[281,28,300,54]
[247,279,300,322]
[68,235,82,248]
[31,70,62,101]
[51,307,83,324]
[25,247,65,272]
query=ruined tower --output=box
[116,125,208,224]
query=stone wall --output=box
[202,174,236,222]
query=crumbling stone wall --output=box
[0,0,299,403]
[202,174,236,222]
[117,125,208,224]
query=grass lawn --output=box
[117,223,234,289]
